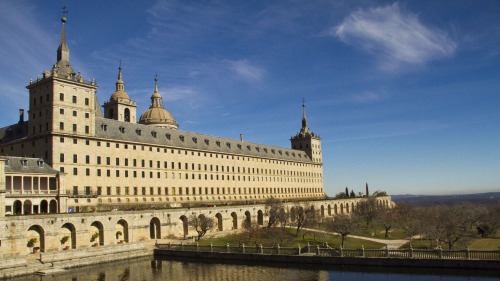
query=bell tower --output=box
[103,65,137,123]
[290,102,322,163]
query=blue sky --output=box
[0,1,499,196]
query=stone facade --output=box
[0,17,325,214]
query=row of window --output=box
[72,185,322,196]
[31,92,90,106]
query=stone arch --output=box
[328,205,332,216]
[179,215,188,237]
[231,212,238,230]
[13,200,22,215]
[351,202,355,212]
[215,213,223,231]
[27,225,45,252]
[290,207,296,222]
[49,200,58,213]
[346,203,350,213]
[340,203,344,214]
[40,200,48,214]
[90,221,104,246]
[23,200,32,215]
[257,210,263,226]
[320,205,325,217]
[150,217,161,239]
[124,108,130,122]
[244,211,251,228]
[117,219,129,243]
[61,223,77,249]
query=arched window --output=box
[124,108,130,122]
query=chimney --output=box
[19,109,24,123]
[240,134,243,142]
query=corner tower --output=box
[103,65,138,123]
[290,102,322,163]
[25,15,99,164]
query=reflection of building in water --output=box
[0,16,325,215]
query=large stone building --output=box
[0,17,325,214]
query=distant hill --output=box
[391,192,500,206]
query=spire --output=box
[52,7,75,79]
[57,8,69,62]
[151,75,163,107]
[301,102,308,131]
[115,63,124,92]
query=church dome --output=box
[138,77,179,129]
[111,90,130,100]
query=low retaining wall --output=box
[154,249,500,271]
[0,242,153,279]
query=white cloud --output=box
[334,2,457,71]
[226,59,265,83]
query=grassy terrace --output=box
[196,227,385,249]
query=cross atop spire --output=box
[53,7,75,79]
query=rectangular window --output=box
[85,98,89,105]
[73,111,77,117]
[97,169,101,176]
[106,157,110,165]
[73,168,78,175]
[134,187,138,195]
[116,158,120,166]
[107,170,110,177]
[85,112,89,118]
[72,96,77,103]
[116,170,120,177]
[86,155,90,164]
[97,186,102,195]
[60,93,64,101]
[60,122,64,130]
[97,156,101,165]
[72,124,77,132]
[86,168,90,176]
[73,154,77,163]
[60,108,64,114]
[107,187,111,195]
[60,153,64,162]
[85,126,89,134]
[125,158,128,166]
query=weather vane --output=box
[61,5,69,22]
[302,98,306,106]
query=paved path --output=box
[297,227,409,249]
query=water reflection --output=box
[5,256,500,281]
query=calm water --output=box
[8,256,500,281]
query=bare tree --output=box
[375,208,395,238]
[277,208,289,229]
[394,203,421,247]
[265,197,283,228]
[354,197,379,227]
[432,205,468,250]
[328,214,360,248]
[188,214,215,241]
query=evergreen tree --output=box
[345,187,349,197]
[365,183,369,197]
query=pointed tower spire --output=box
[151,74,163,107]
[57,7,69,62]
[116,62,124,92]
[52,7,75,78]
[302,101,308,131]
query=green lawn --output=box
[468,238,500,250]
[196,228,385,249]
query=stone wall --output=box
[0,197,392,257]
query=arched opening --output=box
[150,217,161,239]
[351,202,355,212]
[231,212,238,230]
[90,221,104,246]
[257,210,263,226]
[108,108,114,119]
[244,211,251,228]
[23,200,32,215]
[117,219,129,243]
[334,204,338,215]
[124,108,130,122]
[290,207,296,222]
[28,225,45,252]
[216,213,223,231]
[62,223,77,249]
[179,216,188,238]
[320,205,325,217]
[40,200,48,213]
[49,200,58,213]
[346,203,350,213]
[328,205,332,216]
[340,203,344,214]
[13,200,22,215]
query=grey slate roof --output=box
[0,122,27,144]
[2,156,58,174]
[96,117,312,163]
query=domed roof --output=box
[111,90,130,100]
[138,77,179,129]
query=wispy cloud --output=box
[333,2,457,71]
[226,59,265,83]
